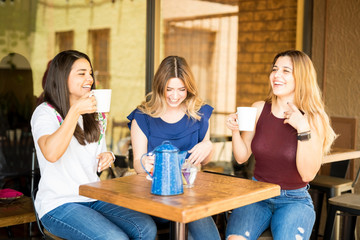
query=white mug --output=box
[92,89,112,112]
[236,107,257,131]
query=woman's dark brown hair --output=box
[43,50,99,145]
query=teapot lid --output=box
[154,141,179,153]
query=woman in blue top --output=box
[127,56,220,240]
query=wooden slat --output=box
[329,193,360,210]
[310,175,353,188]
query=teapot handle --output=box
[178,151,188,167]
[140,152,154,179]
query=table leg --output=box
[170,222,187,240]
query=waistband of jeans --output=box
[252,176,310,192]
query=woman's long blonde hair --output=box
[266,50,336,154]
[138,56,204,120]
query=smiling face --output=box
[68,58,94,105]
[165,77,187,109]
[270,56,295,99]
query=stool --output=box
[310,116,358,239]
[324,193,360,240]
[44,229,64,240]
[310,169,354,239]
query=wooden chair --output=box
[310,116,357,239]
[31,187,64,240]
[109,154,133,178]
[323,164,360,239]
[324,194,360,240]
[0,129,35,238]
[31,149,64,240]
[106,119,133,179]
[206,135,233,175]
[1,128,34,195]
[110,119,129,153]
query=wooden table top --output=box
[322,148,360,164]
[0,196,36,227]
[79,171,280,223]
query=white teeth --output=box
[274,81,284,85]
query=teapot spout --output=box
[178,151,188,166]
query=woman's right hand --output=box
[73,92,97,115]
[226,113,239,132]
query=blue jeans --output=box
[152,216,220,240]
[40,201,157,240]
[226,185,315,240]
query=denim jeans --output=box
[152,216,221,240]
[40,200,157,240]
[226,184,315,240]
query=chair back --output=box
[31,150,63,240]
[31,187,63,240]
[110,119,129,153]
[31,187,46,237]
[30,149,46,238]
[329,117,357,178]
[0,128,34,173]
[0,128,34,195]
[331,117,357,149]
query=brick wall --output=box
[236,0,297,106]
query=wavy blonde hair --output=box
[266,50,336,154]
[138,56,204,120]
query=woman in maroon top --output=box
[225,50,336,240]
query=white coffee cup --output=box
[92,89,112,112]
[236,107,257,131]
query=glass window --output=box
[0,1,147,156]
[160,0,239,162]
[88,29,110,89]
[55,31,74,52]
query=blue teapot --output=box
[141,141,187,196]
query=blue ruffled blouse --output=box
[127,104,213,154]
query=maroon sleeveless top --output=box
[251,102,307,190]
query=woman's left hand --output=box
[187,140,213,165]
[97,152,115,172]
[283,102,310,132]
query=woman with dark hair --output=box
[36,60,52,106]
[225,50,336,240]
[31,50,157,240]
[127,56,220,240]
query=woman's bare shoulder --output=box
[251,101,266,119]
[252,101,266,109]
